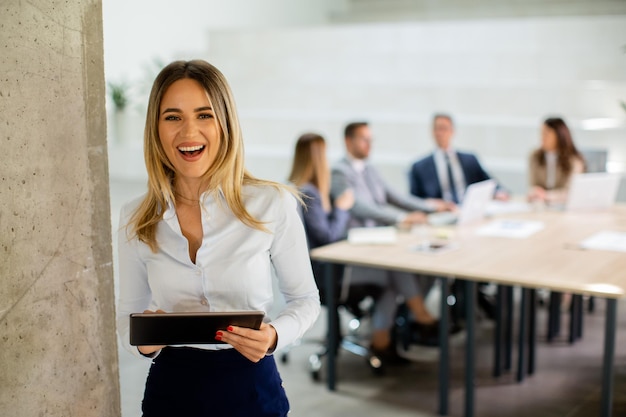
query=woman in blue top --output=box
[288,133,355,251]
[116,60,320,417]
[288,133,435,365]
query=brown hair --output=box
[288,133,331,211]
[344,122,369,139]
[532,117,585,175]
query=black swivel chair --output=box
[280,263,386,380]
[308,263,386,380]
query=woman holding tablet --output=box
[116,60,320,417]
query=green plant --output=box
[108,81,128,111]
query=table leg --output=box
[576,294,584,340]
[325,263,337,391]
[547,291,561,342]
[504,286,513,371]
[601,298,617,417]
[569,294,577,344]
[464,280,477,417]
[493,285,504,377]
[517,288,528,383]
[438,277,450,416]
[528,289,537,376]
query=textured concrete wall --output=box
[0,1,120,416]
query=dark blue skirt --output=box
[142,347,290,417]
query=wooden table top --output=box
[310,205,626,298]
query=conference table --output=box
[309,205,626,417]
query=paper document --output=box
[475,219,544,239]
[348,226,397,245]
[486,201,532,216]
[579,231,626,253]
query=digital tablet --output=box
[129,311,265,346]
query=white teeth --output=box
[178,145,205,152]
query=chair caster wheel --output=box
[311,369,321,381]
[368,354,385,375]
[309,354,323,382]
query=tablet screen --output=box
[129,311,265,346]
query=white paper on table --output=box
[475,219,545,239]
[485,201,532,216]
[348,226,397,245]
[579,231,626,253]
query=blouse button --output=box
[200,298,209,306]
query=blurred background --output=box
[103,0,626,198]
[103,2,626,415]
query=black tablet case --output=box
[129,311,264,345]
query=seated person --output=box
[409,113,509,203]
[288,132,354,281]
[527,117,585,206]
[409,113,503,321]
[331,121,450,360]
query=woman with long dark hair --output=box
[528,117,585,205]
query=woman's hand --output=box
[527,186,546,203]
[334,188,355,211]
[216,322,277,363]
[137,309,167,356]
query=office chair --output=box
[280,264,386,380]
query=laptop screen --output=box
[565,173,620,211]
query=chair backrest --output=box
[580,148,608,173]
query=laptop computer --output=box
[427,179,497,226]
[565,173,621,211]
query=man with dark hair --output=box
[330,122,451,361]
[334,121,449,228]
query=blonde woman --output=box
[116,60,320,417]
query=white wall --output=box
[103,4,626,199]
[206,15,626,197]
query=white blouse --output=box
[116,184,320,358]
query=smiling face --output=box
[158,78,222,192]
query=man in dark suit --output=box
[409,113,509,203]
[409,113,507,321]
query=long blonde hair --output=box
[129,59,287,252]
[288,133,331,211]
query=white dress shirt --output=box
[434,148,467,203]
[116,185,320,358]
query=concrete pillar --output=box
[0,1,120,416]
